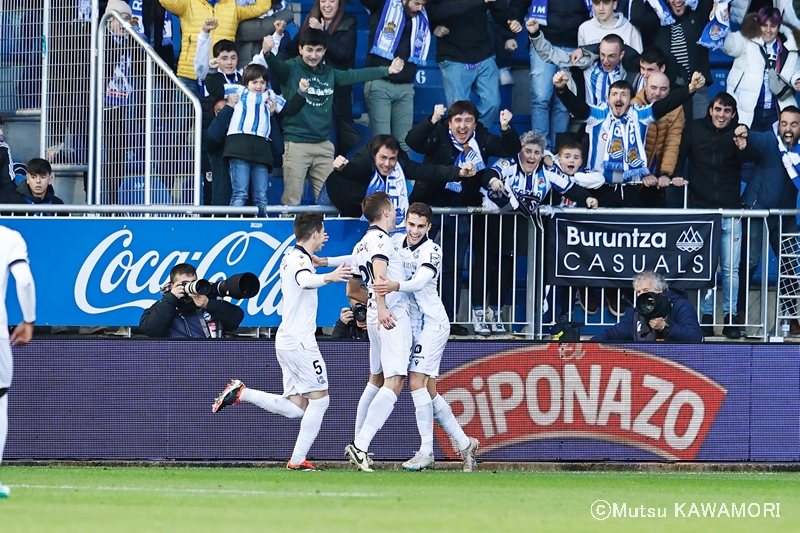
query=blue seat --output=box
[708,69,729,101]
[117,176,172,206]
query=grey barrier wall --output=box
[5,340,799,462]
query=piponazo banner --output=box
[546,213,721,288]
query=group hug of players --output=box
[211,192,479,472]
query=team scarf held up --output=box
[527,0,593,25]
[587,62,622,106]
[603,112,649,181]
[447,130,485,193]
[644,0,730,50]
[481,156,565,218]
[371,0,431,66]
[362,163,409,233]
[776,121,800,189]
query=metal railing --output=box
[0,0,45,114]
[93,11,202,207]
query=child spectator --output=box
[261,28,404,206]
[222,64,308,215]
[0,158,64,215]
[577,0,642,52]
[195,19,243,99]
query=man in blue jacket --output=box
[734,106,800,336]
[592,271,704,342]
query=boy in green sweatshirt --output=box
[261,28,404,205]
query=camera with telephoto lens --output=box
[352,303,367,323]
[163,273,260,300]
[635,292,672,334]
[181,279,211,296]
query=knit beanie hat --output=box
[105,0,132,17]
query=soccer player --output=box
[345,192,412,472]
[373,203,480,472]
[212,212,350,471]
[0,225,36,498]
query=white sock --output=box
[355,382,380,439]
[411,388,434,456]
[0,394,7,464]
[432,394,470,451]
[240,388,304,419]
[354,387,397,452]
[290,396,329,465]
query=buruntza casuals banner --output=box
[546,213,722,288]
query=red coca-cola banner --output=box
[434,344,727,461]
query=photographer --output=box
[331,299,368,340]
[592,271,704,343]
[139,264,245,339]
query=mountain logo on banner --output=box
[676,227,704,253]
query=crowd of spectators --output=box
[5,0,800,338]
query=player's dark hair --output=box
[609,80,633,97]
[371,134,401,157]
[709,91,737,116]
[362,192,392,224]
[639,46,667,68]
[407,202,433,224]
[169,263,197,283]
[781,105,800,117]
[299,27,328,49]
[556,139,583,155]
[27,157,51,176]
[447,100,479,123]
[212,39,237,58]
[600,33,624,50]
[294,212,324,241]
[242,63,269,87]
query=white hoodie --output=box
[577,14,643,52]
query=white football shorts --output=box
[275,342,328,396]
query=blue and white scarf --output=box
[697,0,730,51]
[371,0,431,66]
[77,0,92,21]
[587,62,622,106]
[259,0,286,18]
[777,122,800,188]
[528,0,593,25]
[361,163,409,232]
[448,130,485,193]
[644,0,676,26]
[603,113,649,181]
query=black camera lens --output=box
[352,303,367,323]
[638,295,656,315]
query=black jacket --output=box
[326,136,465,217]
[681,114,758,209]
[361,0,419,84]
[139,292,245,338]
[510,0,590,49]
[427,0,514,64]
[287,14,357,72]
[0,181,64,215]
[331,319,369,340]
[405,117,521,206]
[630,0,714,84]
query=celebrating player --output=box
[373,203,480,472]
[212,212,351,471]
[0,225,36,498]
[345,192,412,472]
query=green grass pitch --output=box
[1,466,799,533]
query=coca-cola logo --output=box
[74,229,295,316]
[434,344,726,461]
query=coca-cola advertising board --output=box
[1,218,367,326]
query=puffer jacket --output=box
[159,0,275,79]
[632,88,686,177]
[730,0,800,27]
[723,14,800,127]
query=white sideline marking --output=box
[12,484,381,498]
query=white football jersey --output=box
[0,226,30,340]
[392,234,450,333]
[276,245,321,351]
[351,227,409,323]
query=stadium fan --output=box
[157,0,279,91]
[345,192,412,472]
[576,0,643,52]
[359,0,430,154]
[426,0,521,126]
[285,0,359,154]
[0,225,36,499]
[260,28,404,206]
[373,202,481,472]
[405,100,520,336]
[320,133,474,223]
[212,212,351,471]
[0,158,65,215]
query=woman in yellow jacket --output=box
[159,0,278,83]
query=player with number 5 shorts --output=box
[212,212,351,471]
